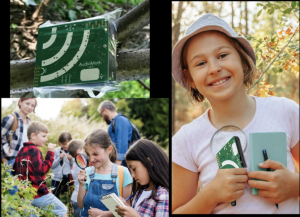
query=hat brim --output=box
[172,26,256,90]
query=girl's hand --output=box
[115,205,140,217]
[77,169,87,185]
[247,159,298,204]
[208,168,248,204]
[118,197,129,206]
[88,207,104,217]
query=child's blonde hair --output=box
[84,129,117,163]
[181,30,257,103]
[67,139,84,158]
[27,121,48,139]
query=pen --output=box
[125,194,134,201]
[262,149,279,209]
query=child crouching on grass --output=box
[12,121,68,217]
[115,139,169,217]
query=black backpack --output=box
[112,114,141,147]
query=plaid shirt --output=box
[1,111,31,160]
[12,142,54,199]
[132,185,169,217]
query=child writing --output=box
[115,139,169,217]
[51,131,74,199]
[67,139,84,217]
[172,13,299,214]
[12,121,68,217]
[77,129,133,217]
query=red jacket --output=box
[12,142,54,199]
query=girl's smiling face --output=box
[85,145,112,167]
[184,31,247,102]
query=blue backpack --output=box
[112,114,141,147]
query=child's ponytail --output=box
[108,141,117,163]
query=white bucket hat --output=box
[172,13,256,90]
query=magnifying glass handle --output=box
[231,201,236,206]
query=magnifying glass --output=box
[210,125,247,207]
[75,153,90,181]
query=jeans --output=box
[71,201,82,217]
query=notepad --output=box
[100,193,126,217]
[249,132,287,195]
[216,136,245,169]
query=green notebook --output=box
[249,132,287,195]
[216,136,243,169]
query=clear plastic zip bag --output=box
[33,8,122,98]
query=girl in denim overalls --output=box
[77,129,133,217]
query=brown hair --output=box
[58,131,72,144]
[181,30,257,103]
[18,98,37,113]
[67,139,84,158]
[97,100,116,116]
[27,121,48,139]
[84,129,117,163]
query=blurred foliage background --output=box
[172,1,299,135]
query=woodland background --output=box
[172,1,299,136]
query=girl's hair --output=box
[18,98,37,113]
[58,131,72,144]
[125,139,169,203]
[83,129,117,163]
[181,30,257,104]
[67,139,84,158]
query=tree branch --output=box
[116,0,150,42]
[10,49,149,96]
[137,79,150,90]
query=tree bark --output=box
[10,49,149,97]
[116,0,150,43]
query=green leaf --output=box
[268,7,274,14]
[257,9,262,17]
[10,23,18,29]
[274,4,280,9]
[282,8,293,14]
[291,1,296,8]
[83,10,91,18]
[256,3,264,7]
[68,9,77,21]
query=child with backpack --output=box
[77,129,133,217]
[51,131,74,199]
[115,139,169,217]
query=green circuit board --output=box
[216,136,243,169]
[34,19,110,88]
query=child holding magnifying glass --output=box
[77,129,133,217]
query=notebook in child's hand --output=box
[100,193,126,217]
[216,136,246,169]
[249,132,287,195]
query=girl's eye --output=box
[196,54,228,66]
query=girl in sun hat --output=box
[172,13,299,214]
